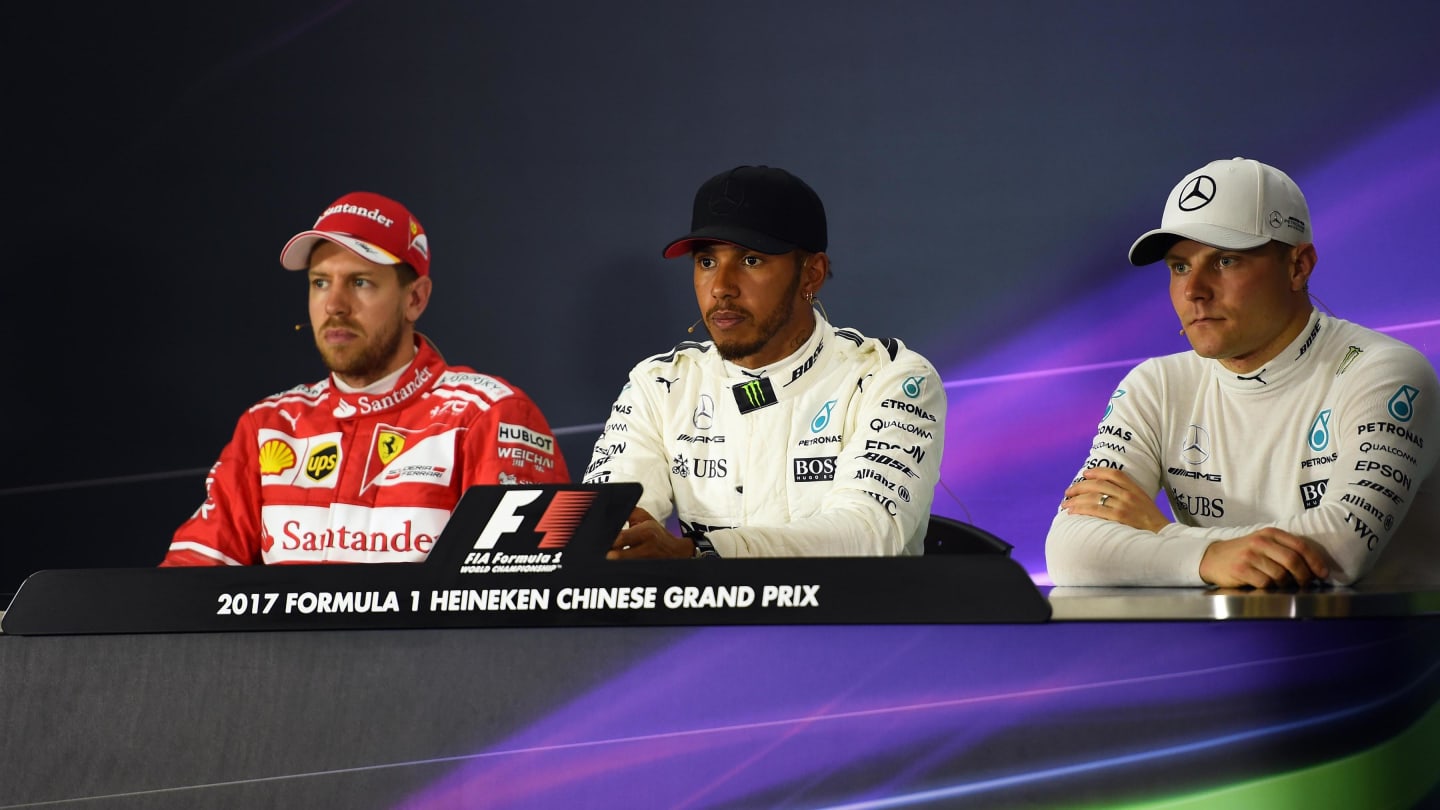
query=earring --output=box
[804,291,815,303]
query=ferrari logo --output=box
[377,431,406,465]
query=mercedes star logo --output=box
[693,394,715,430]
[1181,424,1211,465]
[1177,175,1216,212]
[709,175,745,216]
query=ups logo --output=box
[306,443,340,481]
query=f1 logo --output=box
[472,489,597,550]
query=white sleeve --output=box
[1143,347,1439,584]
[1044,360,1214,585]
[1046,348,1440,586]
[581,369,676,524]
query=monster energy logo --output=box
[1335,346,1363,376]
[731,377,778,415]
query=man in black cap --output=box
[583,166,946,558]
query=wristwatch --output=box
[688,531,720,559]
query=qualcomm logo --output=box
[1308,409,1332,452]
[811,399,837,433]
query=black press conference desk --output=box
[1,567,1437,810]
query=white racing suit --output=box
[583,313,946,556]
[1046,310,1440,585]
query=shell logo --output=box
[259,439,297,475]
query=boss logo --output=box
[793,456,836,482]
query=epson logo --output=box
[793,456,837,482]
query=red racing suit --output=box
[163,335,569,565]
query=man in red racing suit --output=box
[163,191,568,565]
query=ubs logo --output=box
[1181,424,1210,465]
[692,458,728,479]
[1177,175,1216,211]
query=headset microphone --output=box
[687,318,703,334]
[295,324,305,331]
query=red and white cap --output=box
[279,191,431,276]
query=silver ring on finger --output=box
[1098,494,1110,507]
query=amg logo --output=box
[1167,467,1221,482]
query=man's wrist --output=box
[687,531,720,559]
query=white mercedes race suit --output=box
[583,313,945,556]
[1046,310,1440,586]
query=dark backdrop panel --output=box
[4,2,1438,585]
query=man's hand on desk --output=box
[1199,529,1332,589]
[1061,468,1169,533]
[609,508,694,560]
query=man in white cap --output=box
[163,191,569,566]
[583,165,946,558]
[1046,158,1439,588]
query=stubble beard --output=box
[711,271,802,362]
[315,317,406,384]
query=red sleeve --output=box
[161,414,264,566]
[463,391,572,487]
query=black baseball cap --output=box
[662,165,828,258]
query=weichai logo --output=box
[306,443,340,481]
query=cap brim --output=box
[1127,225,1271,266]
[279,231,403,270]
[661,226,797,259]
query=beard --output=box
[314,317,406,384]
[710,270,803,362]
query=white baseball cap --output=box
[1128,157,1311,266]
